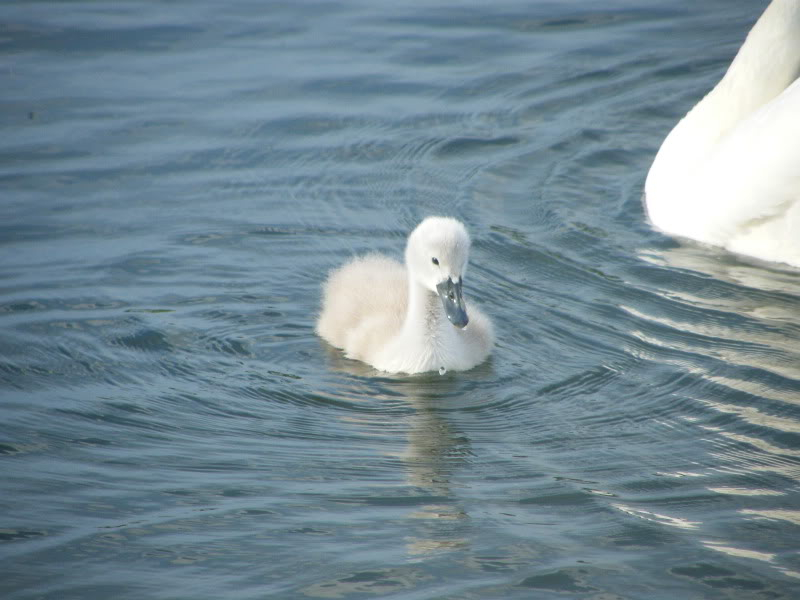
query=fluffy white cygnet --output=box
[645,0,800,268]
[316,217,494,374]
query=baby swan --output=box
[316,217,494,374]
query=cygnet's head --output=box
[405,216,471,328]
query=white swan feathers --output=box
[645,0,800,268]
[317,217,494,374]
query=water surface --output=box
[2,1,799,598]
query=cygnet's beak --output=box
[436,277,468,328]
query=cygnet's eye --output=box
[431,257,439,266]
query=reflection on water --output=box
[323,348,473,557]
[640,242,800,296]
[401,393,470,557]
[612,503,700,530]
[618,241,800,587]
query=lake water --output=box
[2,0,799,598]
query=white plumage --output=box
[317,217,494,374]
[645,0,800,268]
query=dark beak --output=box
[436,277,468,328]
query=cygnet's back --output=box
[317,253,407,364]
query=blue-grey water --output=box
[2,1,799,598]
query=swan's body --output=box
[317,217,493,374]
[645,0,800,268]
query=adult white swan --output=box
[644,0,800,268]
[316,217,494,374]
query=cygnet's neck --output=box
[402,277,450,345]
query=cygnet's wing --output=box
[316,254,407,351]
